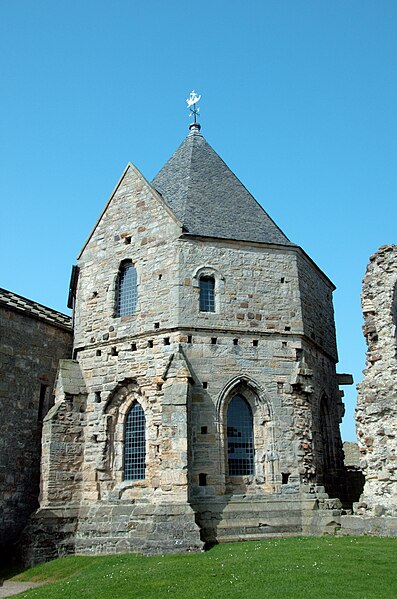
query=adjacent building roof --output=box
[152,127,294,246]
[0,288,72,330]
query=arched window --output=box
[124,402,146,480]
[116,261,137,316]
[199,276,215,312]
[227,394,254,475]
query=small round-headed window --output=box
[115,260,137,317]
[124,401,146,480]
[199,275,215,312]
[227,394,254,475]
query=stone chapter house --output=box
[7,122,355,562]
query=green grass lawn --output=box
[8,537,397,598]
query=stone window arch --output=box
[193,266,224,314]
[124,401,146,480]
[101,380,152,493]
[218,377,278,493]
[115,260,137,317]
[227,394,254,475]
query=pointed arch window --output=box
[116,260,137,317]
[124,402,146,480]
[199,276,215,312]
[227,394,254,475]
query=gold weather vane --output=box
[186,90,201,125]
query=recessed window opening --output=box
[187,335,193,344]
[199,276,215,312]
[96,349,101,356]
[201,426,208,434]
[116,261,138,317]
[154,322,160,329]
[282,472,290,484]
[227,395,254,476]
[148,340,153,348]
[157,382,163,391]
[211,337,217,345]
[124,236,132,245]
[111,347,118,356]
[277,382,284,394]
[285,326,291,331]
[163,337,170,345]
[252,339,259,347]
[94,392,101,403]
[38,384,48,421]
[233,338,239,345]
[124,402,146,481]
[158,273,163,280]
[131,343,137,351]
[199,473,207,486]
[281,277,285,283]
[282,341,287,348]
[202,381,208,389]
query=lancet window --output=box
[227,394,254,475]
[116,260,137,316]
[199,275,215,312]
[124,401,146,480]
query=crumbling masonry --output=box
[356,245,397,515]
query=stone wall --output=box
[0,296,72,559]
[25,158,346,561]
[355,245,397,515]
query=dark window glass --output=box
[227,394,254,475]
[199,276,215,312]
[124,402,146,480]
[116,262,137,316]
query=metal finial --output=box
[186,90,201,131]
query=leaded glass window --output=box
[124,402,146,480]
[116,261,137,317]
[199,276,215,312]
[227,394,254,476]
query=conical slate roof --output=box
[151,128,294,246]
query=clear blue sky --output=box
[1,1,396,440]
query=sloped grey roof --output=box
[151,128,294,246]
[0,287,72,330]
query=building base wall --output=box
[340,515,397,537]
[21,501,203,566]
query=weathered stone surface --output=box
[0,292,72,560]
[355,245,397,515]
[21,130,348,561]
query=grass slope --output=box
[10,537,397,598]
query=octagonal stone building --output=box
[25,122,348,562]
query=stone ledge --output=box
[340,515,397,536]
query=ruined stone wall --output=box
[356,244,397,515]
[0,304,72,557]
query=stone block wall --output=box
[0,298,72,559]
[356,245,397,515]
[24,157,347,560]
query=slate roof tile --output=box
[0,287,72,329]
[151,129,294,246]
